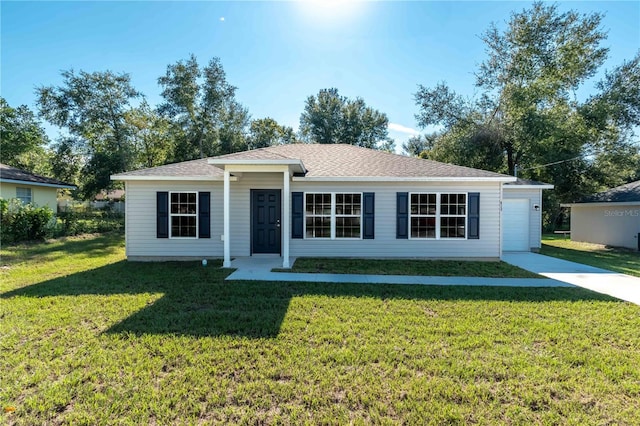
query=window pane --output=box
[306,216,331,238]
[16,187,32,204]
[410,217,435,238]
[336,217,360,238]
[440,217,465,238]
[171,216,196,238]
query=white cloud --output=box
[219,17,225,22]
[388,122,420,136]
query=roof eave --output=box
[561,201,640,207]
[110,175,235,182]
[208,158,306,174]
[292,176,516,182]
[0,178,76,189]
[504,184,555,189]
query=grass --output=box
[2,234,640,424]
[278,257,541,278]
[541,234,640,278]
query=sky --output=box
[2,1,639,152]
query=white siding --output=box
[126,181,224,259]
[503,188,543,249]
[571,204,640,250]
[290,181,502,259]
[125,177,503,260]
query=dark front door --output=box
[251,189,281,254]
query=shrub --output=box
[0,199,55,244]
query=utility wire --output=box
[515,155,582,177]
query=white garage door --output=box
[503,199,530,251]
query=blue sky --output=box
[2,1,639,150]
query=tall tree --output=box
[125,101,173,168]
[158,55,249,160]
[247,117,296,150]
[36,70,140,198]
[299,88,392,149]
[0,98,50,173]
[414,2,640,223]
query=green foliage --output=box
[36,70,141,199]
[0,198,55,244]
[55,208,124,236]
[158,54,250,160]
[300,88,393,150]
[413,2,640,228]
[125,100,173,168]
[0,98,51,173]
[247,117,296,149]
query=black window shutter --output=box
[396,192,408,239]
[157,192,169,238]
[292,192,304,239]
[363,192,375,239]
[468,192,480,239]
[198,192,211,238]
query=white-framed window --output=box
[409,192,467,239]
[440,193,467,238]
[305,192,362,239]
[170,191,198,238]
[16,187,32,204]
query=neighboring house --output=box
[0,163,76,210]
[112,144,551,267]
[94,189,125,201]
[562,180,640,250]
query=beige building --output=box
[0,163,76,210]
[563,180,640,251]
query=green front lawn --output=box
[2,234,640,424]
[541,234,640,277]
[279,258,541,278]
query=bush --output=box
[55,209,124,237]
[0,199,56,244]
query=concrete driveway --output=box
[502,252,640,305]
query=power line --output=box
[514,155,582,177]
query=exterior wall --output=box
[125,177,503,260]
[502,188,543,249]
[571,204,640,250]
[0,182,59,210]
[290,180,502,259]
[125,180,224,259]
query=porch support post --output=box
[282,169,290,268]
[223,169,231,268]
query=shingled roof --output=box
[113,144,514,181]
[0,163,76,188]
[578,180,640,203]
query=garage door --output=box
[503,199,530,251]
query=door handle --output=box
[276,219,281,228]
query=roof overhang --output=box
[110,175,237,182]
[0,178,76,190]
[208,158,306,174]
[291,176,517,182]
[504,184,554,190]
[561,201,640,207]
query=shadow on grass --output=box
[1,259,621,339]
[0,233,124,265]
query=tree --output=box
[0,98,50,173]
[36,70,141,198]
[247,117,296,150]
[158,55,249,160]
[414,2,640,225]
[125,101,173,168]
[299,88,392,149]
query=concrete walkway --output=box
[502,252,640,305]
[225,256,571,288]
